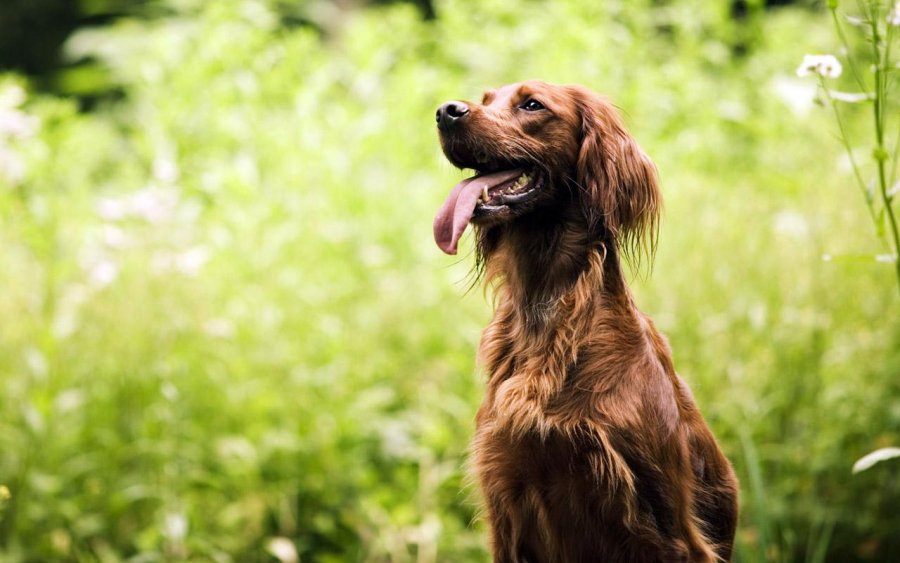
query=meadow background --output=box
[1,0,899,561]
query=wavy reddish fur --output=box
[438,81,738,562]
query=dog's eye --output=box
[520,99,545,112]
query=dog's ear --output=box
[570,87,661,266]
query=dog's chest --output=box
[472,421,599,498]
[471,418,638,558]
[477,310,600,438]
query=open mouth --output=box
[433,166,543,255]
[473,169,540,214]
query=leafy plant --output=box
[798,0,900,295]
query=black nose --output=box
[436,101,469,131]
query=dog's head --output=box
[433,80,660,264]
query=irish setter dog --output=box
[432,81,738,562]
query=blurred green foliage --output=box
[0,0,898,561]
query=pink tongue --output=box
[433,169,523,255]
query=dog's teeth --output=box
[510,174,529,190]
[482,185,489,202]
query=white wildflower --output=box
[0,84,38,140]
[234,151,259,185]
[889,2,900,26]
[174,246,209,276]
[796,54,843,78]
[267,537,299,563]
[89,259,120,288]
[0,84,25,109]
[0,108,39,139]
[0,84,39,186]
[101,224,129,249]
[163,512,188,541]
[152,152,179,184]
[54,389,86,413]
[96,186,179,223]
[24,347,48,378]
[773,210,809,238]
[161,382,178,401]
[130,186,179,223]
[52,285,90,340]
[151,246,209,277]
[96,197,128,221]
[0,148,26,184]
[203,318,235,339]
[770,76,817,117]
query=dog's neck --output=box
[479,208,629,328]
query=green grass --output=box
[0,1,898,561]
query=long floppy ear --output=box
[571,87,661,267]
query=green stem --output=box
[821,80,882,235]
[890,112,900,188]
[886,16,897,181]
[868,9,900,296]
[831,6,867,90]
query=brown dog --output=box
[433,81,738,562]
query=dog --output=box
[432,81,738,562]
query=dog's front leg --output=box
[482,490,542,563]
[483,495,519,563]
